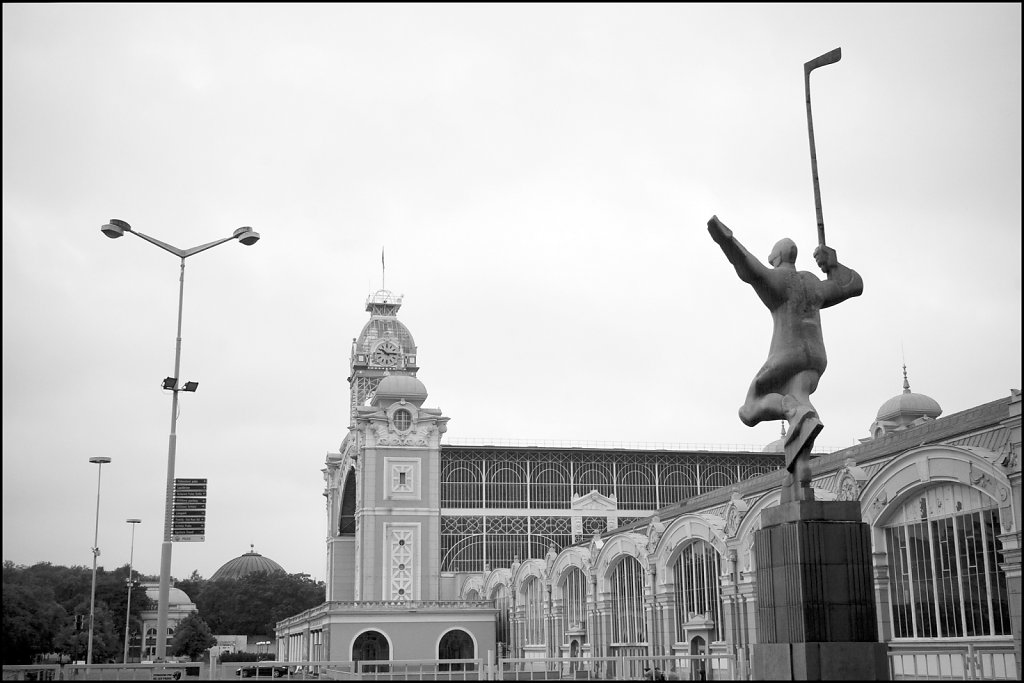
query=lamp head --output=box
[127,518,142,524]
[233,227,260,246]
[101,219,131,239]
[89,456,112,464]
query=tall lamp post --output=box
[122,518,142,664]
[101,219,259,661]
[86,456,111,666]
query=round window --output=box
[393,408,412,431]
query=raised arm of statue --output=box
[813,245,863,308]
[707,215,780,308]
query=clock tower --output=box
[325,289,449,602]
[347,290,419,423]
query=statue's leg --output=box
[780,371,824,502]
[739,378,787,427]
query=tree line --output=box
[2,561,325,665]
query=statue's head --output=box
[768,238,797,267]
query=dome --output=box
[144,585,194,606]
[762,422,787,453]
[354,291,417,359]
[210,546,285,581]
[876,367,942,422]
[373,374,428,407]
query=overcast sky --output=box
[3,4,1020,584]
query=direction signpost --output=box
[172,478,207,542]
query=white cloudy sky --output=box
[3,4,1020,583]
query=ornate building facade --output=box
[276,291,1021,680]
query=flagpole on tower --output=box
[382,247,385,291]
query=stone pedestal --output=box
[751,501,889,680]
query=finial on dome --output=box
[780,421,787,437]
[250,543,254,553]
[902,364,911,394]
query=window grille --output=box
[532,464,572,509]
[575,464,614,499]
[493,584,512,654]
[393,408,412,431]
[617,464,658,509]
[673,540,723,642]
[487,516,529,569]
[441,462,483,508]
[561,566,588,635]
[487,463,528,509]
[660,465,699,505]
[885,488,1011,639]
[522,577,545,645]
[610,556,647,644]
[582,516,608,537]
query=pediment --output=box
[571,489,617,511]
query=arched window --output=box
[532,465,571,509]
[576,465,614,499]
[492,584,512,657]
[884,483,1011,639]
[609,556,647,644]
[438,629,474,672]
[487,464,527,509]
[661,466,698,505]
[522,576,545,646]
[441,463,482,508]
[618,465,657,509]
[339,469,356,536]
[352,631,390,673]
[561,566,588,632]
[673,540,724,642]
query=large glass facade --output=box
[439,446,782,572]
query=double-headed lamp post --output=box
[101,219,259,661]
[123,518,142,664]
[86,456,111,666]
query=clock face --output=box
[371,340,400,367]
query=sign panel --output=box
[172,535,205,543]
[172,478,206,541]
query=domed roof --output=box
[876,367,942,421]
[144,584,194,607]
[762,422,787,453]
[373,374,428,407]
[210,546,285,581]
[354,291,417,359]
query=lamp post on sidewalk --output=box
[86,456,111,666]
[123,518,142,664]
[101,219,259,660]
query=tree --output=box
[2,561,156,664]
[2,582,66,664]
[169,613,216,661]
[194,571,325,636]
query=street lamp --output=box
[86,456,111,666]
[102,218,259,661]
[123,518,142,664]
